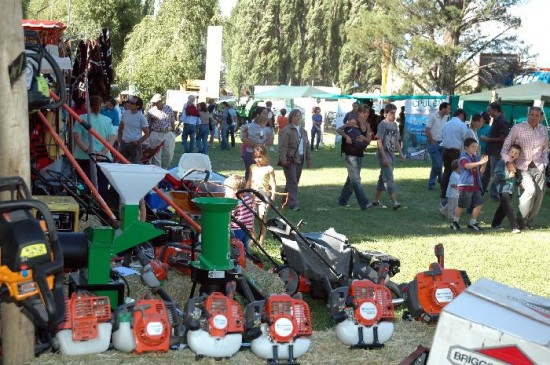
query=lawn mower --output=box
[238,188,402,301]
[0,176,65,352]
[244,293,312,364]
[401,244,471,323]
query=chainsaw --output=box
[329,263,396,348]
[0,177,65,340]
[245,293,312,365]
[402,244,471,323]
[184,291,244,359]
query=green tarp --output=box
[460,81,550,103]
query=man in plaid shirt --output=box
[146,94,176,168]
[501,106,548,230]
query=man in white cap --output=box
[146,93,176,168]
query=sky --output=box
[512,0,550,67]
[218,0,550,67]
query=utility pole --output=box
[0,1,35,364]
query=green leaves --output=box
[115,0,220,98]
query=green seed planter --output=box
[192,197,238,271]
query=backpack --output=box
[341,126,368,157]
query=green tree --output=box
[116,0,220,98]
[224,0,378,95]
[23,0,144,63]
[351,0,525,94]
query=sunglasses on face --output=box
[127,101,136,105]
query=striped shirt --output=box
[501,121,549,171]
[231,195,254,230]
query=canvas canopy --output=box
[460,81,550,103]
[254,85,330,99]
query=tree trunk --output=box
[0,1,35,364]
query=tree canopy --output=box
[23,0,530,96]
[23,0,146,63]
[348,0,525,94]
[115,0,220,97]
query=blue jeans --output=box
[227,124,235,147]
[428,142,443,188]
[232,229,249,250]
[221,123,230,150]
[182,123,196,153]
[376,152,396,195]
[196,124,210,154]
[311,126,321,150]
[243,151,254,181]
[338,155,370,209]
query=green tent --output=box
[461,81,550,125]
[460,81,550,103]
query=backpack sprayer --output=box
[184,292,244,360]
[244,293,313,364]
[402,244,471,323]
[329,263,396,348]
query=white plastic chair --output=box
[176,153,212,181]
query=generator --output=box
[34,195,80,232]
[402,244,471,323]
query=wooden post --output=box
[0,1,35,364]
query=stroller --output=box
[239,189,402,300]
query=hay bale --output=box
[242,259,287,296]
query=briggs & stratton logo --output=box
[448,345,535,365]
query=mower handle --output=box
[237,188,345,282]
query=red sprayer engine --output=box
[112,297,173,353]
[184,292,244,359]
[402,244,471,323]
[329,279,395,348]
[245,294,312,364]
[54,293,112,355]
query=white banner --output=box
[204,26,223,99]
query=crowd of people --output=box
[428,102,548,233]
[71,93,548,236]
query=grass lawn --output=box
[32,130,549,365]
[187,130,550,301]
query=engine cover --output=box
[133,299,171,353]
[403,264,469,323]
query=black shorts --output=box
[458,190,483,209]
